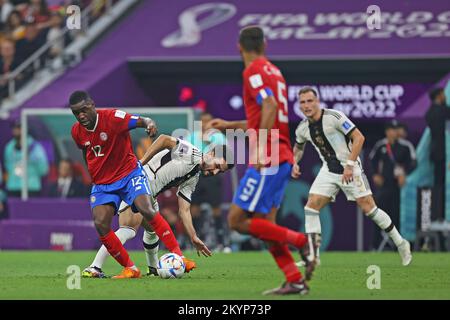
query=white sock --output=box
[90,227,137,269]
[143,231,159,268]
[304,207,321,234]
[367,207,403,247]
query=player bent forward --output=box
[292,87,412,272]
[82,134,234,278]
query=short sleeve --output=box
[295,122,307,145]
[110,109,139,132]
[172,139,194,158]
[244,67,275,106]
[334,111,356,136]
[177,174,199,203]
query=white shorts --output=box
[118,194,160,214]
[309,166,372,202]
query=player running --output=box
[207,26,311,296]
[70,91,189,279]
[292,87,412,272]
[82,134,234,278]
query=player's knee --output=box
[139,206,157,220]
[306,198,321,211]
[357,196,375,215]
[228,212,244,231]
[227,214,238,230]
[94,219,110,235]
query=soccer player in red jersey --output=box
[70,91,191,278]
[207,26,313,295]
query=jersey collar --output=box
[308,109,324,124]
[85,113,99,132]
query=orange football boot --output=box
[112,267,141,279]
[183,257,196,273]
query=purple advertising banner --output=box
[129,0,450,59]
[177,82,432,122]
[22,0,449,109]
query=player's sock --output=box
[148,212,183,256]
[304,207,322,260]
[99,230,134,268]
[249,218,307,248]
[367,207,403,246]
[304,207,321,234]
[269,244,302,283]
[91,227,136,269]
[143,230,159,268]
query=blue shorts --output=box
[90,162,151,213]
[232,162,292,214]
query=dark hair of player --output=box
[69,91,91,106]
[428,87,443,102]
[212,144,235,170]
[239,26,265,54]
[298,86,318,98]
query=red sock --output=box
[269,244,302,282]
[100,230,134,268]
[149,212,183,256]
[249,218,307,248]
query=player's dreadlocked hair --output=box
[69,90,91,106]
[239,26,265,54]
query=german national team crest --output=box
[100,132,108,141]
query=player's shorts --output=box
[90,162,152,212]
[309,165,372,202]
[118,192,159,214]
[232,162,292,214]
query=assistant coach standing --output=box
[425,88,450,221]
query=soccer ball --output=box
[157,253,185,279]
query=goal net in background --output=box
[19,108,194,200]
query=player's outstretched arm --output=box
[178,196,212,257]
[140,134,178,166]
[206,118,247,131]
[136,117,158,137]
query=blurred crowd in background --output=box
[0,0,116,101]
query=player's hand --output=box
[191,235,212,257]
[206,118,229,132]
[291,163,301,179]
[397,174,406,187]
[342,165,354,184]
[372,174,384,187]
[145,119,158,138]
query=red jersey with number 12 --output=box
[243,56,293,166]
[71,109,139,185]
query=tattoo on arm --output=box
[294,142,305,163]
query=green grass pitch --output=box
[0,251,449,300]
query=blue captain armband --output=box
[128,115,140,129]
[256,87,274,105]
